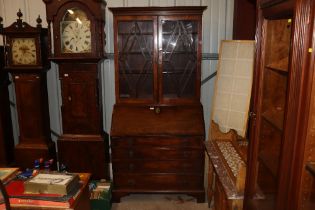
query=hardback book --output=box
[0,168,19,183]
[24,172,80,195]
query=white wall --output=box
[0,0,234,144]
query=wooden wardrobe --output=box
[245,0,315,209]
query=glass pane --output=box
[255,19,292,209]
[118,21,154,99]
[161,20,198,99]
[60,8,91,53]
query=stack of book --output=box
[0,172,85,209]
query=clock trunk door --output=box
[114,16,158,104]
[59,64,101,134]
[158,16,201,104]
[13,74,48,144]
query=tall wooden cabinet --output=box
[0,12,55,169]
[110,7,206,202]
[245,0,315,209]
[43,0,109,179]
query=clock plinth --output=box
[15,142,56,170]
[57,133,109,179]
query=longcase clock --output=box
[0,11,55,169]
[43,0,109,179]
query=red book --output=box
[2,180,83,208]
[6,180,62,198]
[5,197,73,208]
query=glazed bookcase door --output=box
[115,16,158,104]
[158,16,201,104]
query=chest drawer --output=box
[112,159,204,173]
[111,137,203,148]
[111,146,203,160]
[114,173,204,190]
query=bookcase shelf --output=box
[259,153,278,178]
[262,108,284,131]
[265,57,289,73]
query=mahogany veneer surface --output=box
[111,105,204,136]
[111,105,205,203]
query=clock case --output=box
[0,13,49,70]
[0,12,55,169]
[43,0,106,60]
[43,0,109,179]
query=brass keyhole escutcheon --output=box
[68,96,72,101]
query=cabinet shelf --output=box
[265,57,289,73]
[258,153,278,178]
[261,108,284,131]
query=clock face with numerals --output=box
[11,38,37,65]
[60,8,92,53]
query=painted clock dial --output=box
[11,38,37,65]
[60,8,91,53]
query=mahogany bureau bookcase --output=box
[109,6,207,202]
